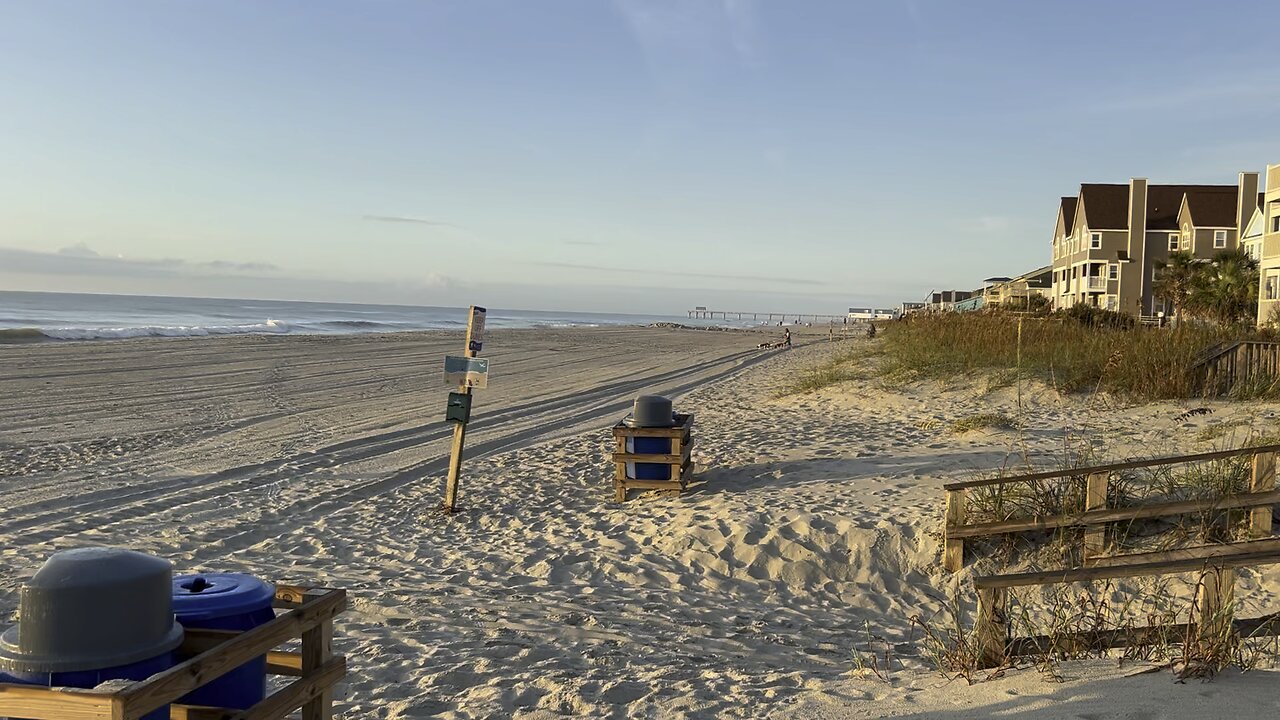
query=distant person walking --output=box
[783,328,792,348]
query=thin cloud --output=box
[362,214,456,227]
[531,261,829,287]
[0,246,280,278]
[561,239,604,247]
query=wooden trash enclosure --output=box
[942,444,1280,573]
[0,584,347,720]
[611,413,694,502]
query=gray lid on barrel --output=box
[627,395,676,428]
[0,547,184,673]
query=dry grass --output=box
[879,314,1274,401]
[950,413,1016,435]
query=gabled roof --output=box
[1079,184,1129,229]
[1060,197,1078,234]
[1244,206,1265,240]
[1182,189,1241,228]
[1147,184,1236,230]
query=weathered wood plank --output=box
[1250,452,1276,538]
[948,488,1280,540]
[1082,471,1109,562]
[943,488,966,573]
[944,445,1280,491]
[0,685,116,720]
[975,548,1280,589]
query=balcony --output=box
[1085,276,1107,291]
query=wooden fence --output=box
[943,444,1280,573]
[1193,340,1280,396]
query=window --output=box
[1090,233,1102,249]
[1105,295,1117,311]
[1168,234,1179,251]
[1214,230,1227,248]
[1250,243,1261,260]
[1108,264,1118,281]
[1272,215,1280,233]
[1268,272,1280,301]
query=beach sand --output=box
[3,325,1280,718]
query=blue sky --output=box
[3,0,1280,314]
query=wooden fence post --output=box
[944,488,966,573]
[1195,566,1236,656]
[302,614,335,720]
[613,435,627,503]
[1250,452,1276,538]
[975,586,1008,669]
[1083,471,1109,563]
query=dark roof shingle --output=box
[1060,197,1078,234]
[1079,184,1129,230]
[1184,189,1241,228]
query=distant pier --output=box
[687,308,847,323]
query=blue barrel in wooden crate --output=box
[172,573,276,709]
[0,548,183,720]
[627,436,673,480]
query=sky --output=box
[3,0,1280,315]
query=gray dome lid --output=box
[624,395,676,428]
[0,547,184,673]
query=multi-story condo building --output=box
[1050,173,1260,317]
[1255,164,1280,326]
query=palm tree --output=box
[1188,248,1259,326]
[1153,251,1199,325]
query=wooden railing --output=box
[971,541,1280,668]
[943,444,1280,573]
[1192,340,1280,396]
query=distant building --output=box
[848,307,897,321]
[1050,173,1260,316]
[953,294,986,312]
[984,266,1052,308]
[898,301,926,316]
[925,290,974,312]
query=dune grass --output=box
[949,412,1015,434]
[878,314,1273,401]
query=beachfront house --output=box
[983,266,1052,308]
[1050,172,1260,317]
[898,301,926,316]
[1256,164,1280,327]
[924,290,974,312]
[848,307,896,321]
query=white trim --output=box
[1168,233,1179,251]
[1213,230,1227,248]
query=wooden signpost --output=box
[442,305,487,513]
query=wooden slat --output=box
[617,478,684,491]
[948,488,1280,540]
[611,452,689,464]
[179,630,301,677]
[1007,612,1280,657]
[943,444,1280,491]
[611,415,694,439]
[169,657,345,720]
[116,589,346,720]
[1089,537,1280,568]
[943,488,965,573]
[0,684,116,720]
[975,548,1280,589]
[1251,452,1276,538]
[1082,471,1109,561]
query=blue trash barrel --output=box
[172,573,276,710]
[0,656,174,720]
[630,436,673,480]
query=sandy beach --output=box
[4,325,1280,718]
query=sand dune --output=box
[3,326,1280,718]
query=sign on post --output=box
[443,356,489,389]
[442,305,487,514]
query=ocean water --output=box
[0,291,698,342]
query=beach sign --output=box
[444,355,489,389]
[468,306,486,353]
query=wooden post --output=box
[301,616,335,720]
[443,306,485,514]
[1083,471,1109,563]
[1195,566,1236,654]
[614,436,627,503]
[1250,452,1276,538]
[944,488,966,573]
[975,586,1008,669]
